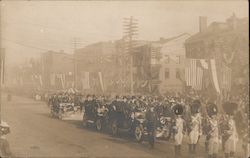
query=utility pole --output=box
[72,38,81,90]
[0,9,2,122]
[123,16,138,95]
[0,49,2,123]
[0,48,5,123]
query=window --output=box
[165,68,170,79]
[164,55,169,64]
[176,55,181,64]
[151,67,160,80]
[176,68,180,79]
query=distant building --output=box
[185,14,248,97]
[158,33,191,93]
[41,50,74,90]
[132,34,190,94]
[75,41,122,94]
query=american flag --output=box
[0,49,5,86]
[185,59,203,90]
[221,64,232,91]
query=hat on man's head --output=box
[223,102,237,115]
[0,121,10,135]
[173,104,183,115]
[190,100,201,114]
[206,103,218,117]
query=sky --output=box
[0,0,248,66]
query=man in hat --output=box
[0,121,11,158]
[188,100,202,155]
[146,105,158,149]
[172,104,185,157]
[222,102,238,158]
[206,103,219,158]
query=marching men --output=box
[172,104,185,157]
[47,92,247,157]
[222,102,238,158]
[188,100,202,155]
[206,103,219,158]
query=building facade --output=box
[158,33,191,93]
[41,50,74,90]
[185,15,248,98]
[75,41,125,94]
[132,34,190,94]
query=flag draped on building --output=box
[185,58,232,93]
[185,59,203,90]
[98,72,104,92]
[209,59,221,94]
[39,75,43,87]
[221,63,232,91]
[0,49,5,86]
[196,67,203,90]
[81,72,90,90]
[50,73,56,86]
[151,47,157,65]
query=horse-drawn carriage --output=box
[50,94,82,120]
[156,115,173,140]
[82,100,109,131]
[108,101,148,143]
[51,102,80,120]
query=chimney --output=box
[199,16,207,33]
[227,13,238,29]
[160,37,165,42]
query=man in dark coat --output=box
[146,106,158,148]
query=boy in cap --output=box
[188,100,202,155]
[206,103,219,158]
[222,102,238,158]
[0,121,11,158]
[172,104,185,157]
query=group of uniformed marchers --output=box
[47,91,249,158]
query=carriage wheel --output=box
[96,119,102,131]
[134,124,144,143]
[82,117,88,127]
[163,127,171,141]
[50,109,54,118]
[111,120,118,136]
[58,111,63,120]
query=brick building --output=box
[185,14,248,97]
[132,34,190,94]
[41,50,74,90]
[75,41,125,94]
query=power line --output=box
[3,26,88,47]
[2,38,50,52]
[2,38,95,63]
[2,36,86,55]
[3,19,121,40]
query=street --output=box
[1,1,248,158]
[1,94,243,158]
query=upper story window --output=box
[164,55,169,64]
[176,55,181,64]
[165,68,170,79]
[176,68,180,79]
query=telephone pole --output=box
[0,50,2,123]
[123,16,138,95]
[0,10,2,122]
[72,38,81,89]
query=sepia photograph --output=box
[0,0,249,158]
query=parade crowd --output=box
[47,88,249,158]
